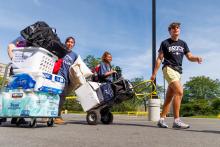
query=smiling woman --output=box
[151,21,203,129]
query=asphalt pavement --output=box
[0,114,220,147]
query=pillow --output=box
[71,55,93,78]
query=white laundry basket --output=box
[12,47,58,74]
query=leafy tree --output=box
[156,85,164,99]
[210,98,220,114]
[83,55,101,69]
[63,99,83,111]
[183,76,220,102]
[181,99,213,116]
[0,76,3,86]
[131,77,144,85]
[180,98,220,116]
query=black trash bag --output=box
[112,78,134,103]
[20,21,68,58]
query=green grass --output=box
[191,115,218,118]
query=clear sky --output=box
[0,0,219,86]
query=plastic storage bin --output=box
[12,47,58,74]
[75,82,103,112]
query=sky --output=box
[0,0,219,86]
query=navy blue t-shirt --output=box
[159,38,190,73]
[58,51,78,84]
[98,62,113,82]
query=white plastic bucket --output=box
[148,99,160,121]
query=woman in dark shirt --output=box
[99,51,116,82]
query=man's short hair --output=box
[168,22,181,31]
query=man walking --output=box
[151,22,202,129]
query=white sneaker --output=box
[157,119,169,128]
[173,120,190,129]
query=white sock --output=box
[160,117,165,121]
[174,118,180,123]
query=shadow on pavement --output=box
[112,122,158,128]
[66,120,220,135]
[66,120,158,128]
[65,120,90,125]
[0,122,57,129]
[181,129,220,135]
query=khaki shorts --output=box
[163,66,181,85]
